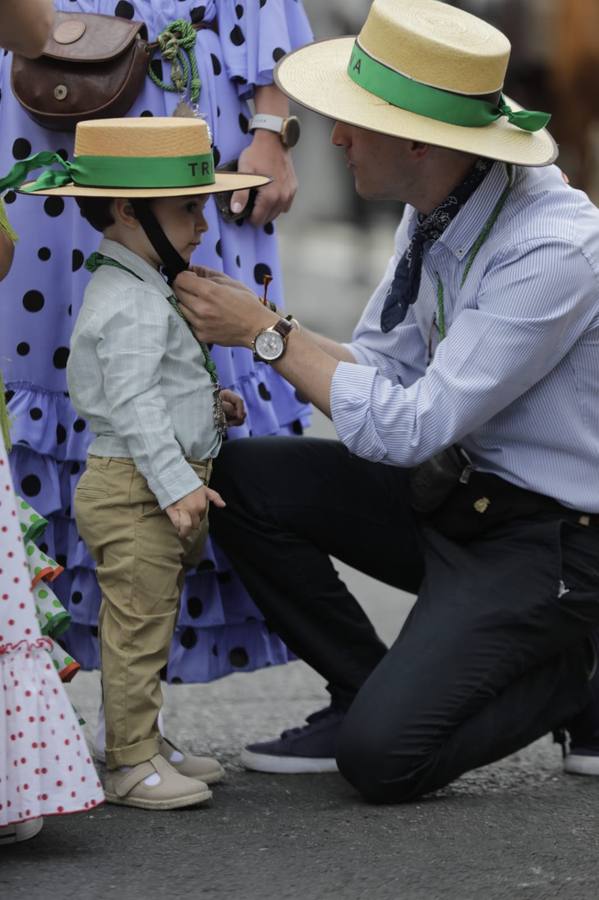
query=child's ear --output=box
[112,198,138,229]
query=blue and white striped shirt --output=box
[331,161,599,512]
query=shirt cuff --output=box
[147,457,203,510]
[331,362,388,462]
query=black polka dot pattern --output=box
[190,6,206,23]
[29,407,42,421]
[114,1,134,19]
[12,138,32,160]
[44,196,64,218]
[239,113,249,133]
[272,47,286,63]
[212,146,221,167]
[181,627,198,649]
[71,591,82,605]
[17,342,30,356]
[215,239,222,258]
[197,559,215,572]
[254,262,272,285]
[235,4,244,18]
[229,647,249,667]
[141,110,153,117]
[38,247,51,261]
[56,424,67,445]
[264,222,274,235]
[53,347,70,369]
[210,53,222,76]
[73,418,86,433]
[4,191,16,205]
[292,419,303,435]
[230,25,245,46]
[72,249,84,272]
[258,383,272,401]
[21,474,41,497]
[22,290,44,313]
[187,595,203,618]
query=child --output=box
[0,116,270,810]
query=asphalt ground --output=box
[3,222,599,899]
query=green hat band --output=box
[0,150,215,194]
[347,41,550,133]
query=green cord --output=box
[434,164,515,347]
[148,19,202,105]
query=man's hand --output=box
[230,131,298,226]
[174,268,277,347]
[165,485,225,539]
[220,389,246,426]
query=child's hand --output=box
[165,485,225,539]
[220,389,246,426]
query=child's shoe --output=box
[104,755,212,810]
[0,818,43,844]
[159,736,225,785]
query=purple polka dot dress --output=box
[0,0,312,682]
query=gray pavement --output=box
[4,226,599,898]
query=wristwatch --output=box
[248,113,301,148]
[252,317,293,362]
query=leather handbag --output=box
[10,11,151,132]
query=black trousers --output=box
[211,437,599,803]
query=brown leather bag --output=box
[11,12,151,132]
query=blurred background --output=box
[278,0,599,338]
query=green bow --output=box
[0,151,72,194]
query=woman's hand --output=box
[230,131,298,227]
[175,268,277,347]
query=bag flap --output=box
[42,11,147,63]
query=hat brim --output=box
[276,37,557,167]
[17,171,271,198]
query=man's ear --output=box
[112,197,138,229]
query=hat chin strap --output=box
[129,199,188,286]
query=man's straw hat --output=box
[275,0,556,167]
[0,117,270,198]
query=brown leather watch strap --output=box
[273,318,293,340]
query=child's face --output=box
[152,195,209,264]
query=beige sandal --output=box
[104,754,212,810]
[159,737,225,785]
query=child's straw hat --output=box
[0,117,270,198]
[275,0,556,167]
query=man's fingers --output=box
[177,508,193,538]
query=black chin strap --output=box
[130,199,188,286]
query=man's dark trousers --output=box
[211,436,599,803]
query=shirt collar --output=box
[98,238,174,298]
[435,161,513,261]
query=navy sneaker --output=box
[564,630,599,775]
[240,706,344,774]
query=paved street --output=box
[4,222,599,899]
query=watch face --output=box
[282,116,301,148]
[255,329,285,361]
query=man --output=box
[174,0,599,802]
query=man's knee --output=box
[337,712,433,804]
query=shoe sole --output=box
[104,788,212,810]
[564,755,599,776]
[188,766,225,785]
[0,818,43,843]
[240,748,338,774]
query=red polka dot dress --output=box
[0,423,104,826]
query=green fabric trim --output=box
[0,370,12,453]
[0,150,215,194]
[347,41,551,133]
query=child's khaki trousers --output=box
[74,455,212,769]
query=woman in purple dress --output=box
[0,0,312,683]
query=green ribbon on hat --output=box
[0,150,216,194]
[347,41,550,133]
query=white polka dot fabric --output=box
[0,440,104,826]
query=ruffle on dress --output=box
[0,646,102,824]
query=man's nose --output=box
[331,121,350,147]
